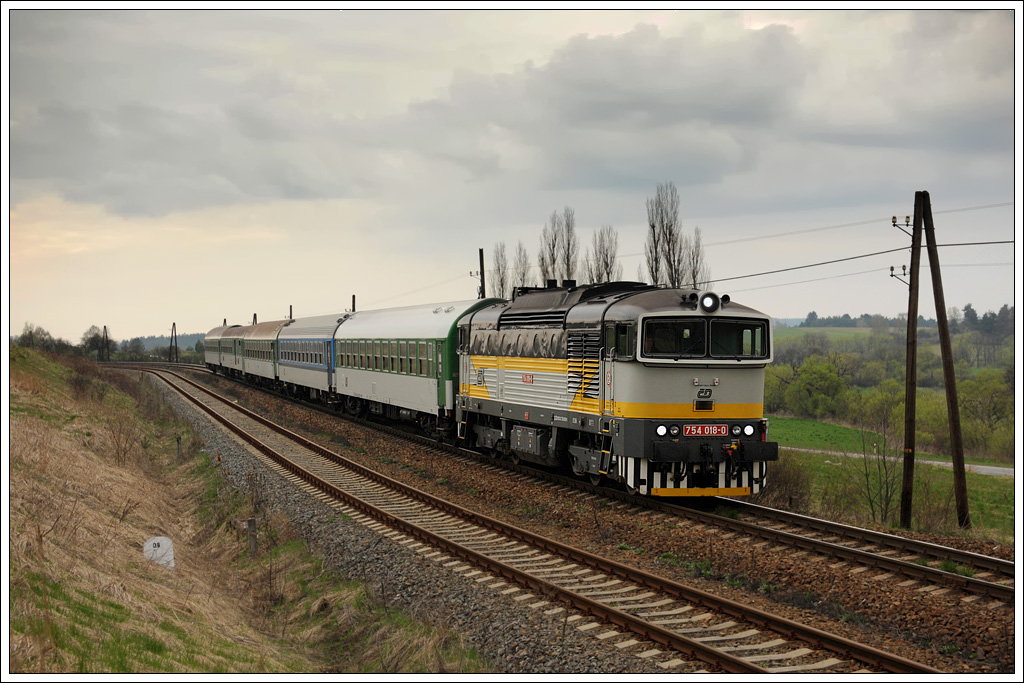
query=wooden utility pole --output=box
[920,191,971,528]
[169,322,179,363]
[102,326,110,362]
[478,248,486,298]
[898,200,924,530]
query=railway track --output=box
[152,364,1013,608]
[154,363,1013,613]
[148,367,942,674]
[711,499,1015,600]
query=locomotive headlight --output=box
[731,425,742,436]
[699,292,720,313]
[669,425,680,437]
[656,425,668,437]
[743,424,755,437]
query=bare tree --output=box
[644,196,663,286]
[682,225,713,289]
[491,241,509,299]
[581,248,596,284]
[655,183,684,288]
[538,211,561,284]
[558,206,579,282]
[646,182,711,290]
[512,240,532,288]
[589,225,622,283]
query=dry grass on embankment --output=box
[7,347,490,674]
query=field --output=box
[768,416,1012,469]
[770,448,1015,544]
[771,325,877,343]
[763,414,1014,543]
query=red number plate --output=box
[522,374,534,384]
[684,425,728,437]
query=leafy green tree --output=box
[81,325,104,359]
[854,360,886,388]
[959,368,1013,455]
[962,303,979,330]
[764,364,795,413]
[784,355,849,419]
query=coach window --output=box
[418,342,427,375]
[428,342,435,377]
[389,341,397,372]
[398,341,406,374]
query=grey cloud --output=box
[8,10,1015,219]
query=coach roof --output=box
[337,300,500,340]
[278,313,348,340]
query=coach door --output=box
[324,340,333,390]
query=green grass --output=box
[780,449,1014,542]
[768,416,1012,469]
[768,416,884,453]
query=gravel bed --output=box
[156,372,1015,674]
[155,374,692,674]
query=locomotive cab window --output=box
[612,324,634,360]
[643,319,705,358]
[710,319,768,359]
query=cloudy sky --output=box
[5,6,1020,344]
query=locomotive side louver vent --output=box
[568,331,602,400]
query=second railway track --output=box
[149,367,953,674]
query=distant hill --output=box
[140,333,205,351]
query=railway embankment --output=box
[7,348,492,674]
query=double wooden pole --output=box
[899,191,971,529]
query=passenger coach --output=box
[333,299,500,431]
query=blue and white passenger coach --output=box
[278,313,347,400]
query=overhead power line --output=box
[618,201,1014,259]
[704,241,1014,287]
[728,262,1013,294]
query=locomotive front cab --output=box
[605,291,778,496]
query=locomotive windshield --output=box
[641,318,768,360]
[643,319,705,357]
